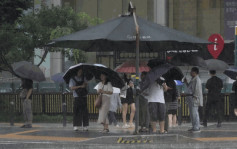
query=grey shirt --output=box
[69,76,87,97]
[186,75,203,107]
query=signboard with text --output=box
[224,0,237,40]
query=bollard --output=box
[62,93,67,127]
[10,101,14,126]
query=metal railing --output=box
[0,93,236,121]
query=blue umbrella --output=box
[175,80,183,86]
[51,72,65,83]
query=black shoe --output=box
[217,123,222,128]
[202,123,207,127]
[24,124,32,128]
[20,125,26,128]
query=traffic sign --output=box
[207,34,224,59]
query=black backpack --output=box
[72,76,88,97]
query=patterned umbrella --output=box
[12,61,46,82]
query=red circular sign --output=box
[207,34,224,59]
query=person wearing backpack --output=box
[69,68,89,131]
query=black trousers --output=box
[108,111,118,126]
[203,100,223,124]
[73,97,89,127]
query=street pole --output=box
[130,1,140,134]
[235,26,237,67]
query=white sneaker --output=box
[73,126,78,131]
[122,124,129,129]
[128,123,135,128]
[83,127,88,131]
[115,124,120,128]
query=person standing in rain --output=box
[184,67,203,133]
[232,77,237,116]
[97,73,113,133]
[139,71,150,132]
[69,68,89,131]
[108,92,122,128]
[147,77,168,134]
[20,78,33,128]
[203,70,223,127]
[164,79,179,132]
[120,74,136,129]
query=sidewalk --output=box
[0,122,237,149]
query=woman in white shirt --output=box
[147,77,168,134]
[97,73,113,133]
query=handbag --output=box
[95,94,103,108]
[95,85,104,108]
[72,77,88,97]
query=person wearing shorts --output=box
[146,77,168,133]
[120,73,136,129]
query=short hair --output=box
[209,70,216,75]
[191,67,199,74]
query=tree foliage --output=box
[0,0,32,24]
[0,5,103,74]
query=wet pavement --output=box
[0,122,237,149]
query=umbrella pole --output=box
[130,1,140,135]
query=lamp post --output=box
[129,1,140,134]
[235,26,237,66]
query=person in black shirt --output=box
[20,78,33,128]
[203,70,223,127]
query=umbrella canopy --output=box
[170,54,207,68]
[12,61,46,82]
[147,59,167,69]
[115,60,150,73]
[51,72,64,83]
[163,67,184,81]
[140,63,173,91]
[48,15,209,52]
[224,67,237,80]
[63,63,124,88]
[205,59,229,71]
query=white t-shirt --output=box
[97,82,113,97]
[146,82,165,103]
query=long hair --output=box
[123,73,131,84]
[101,72,110,85]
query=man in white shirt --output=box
[146,77,168,133]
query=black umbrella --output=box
[48,15,209,52]
[163,67,184,81]
[141,63,173,91]
[224,67,237,80]
[12,61,46,82]
[170,54,207,68]
[147,59,167,69]
[205,59,229,71]
[147,59,183,81]
[63,63,124,88]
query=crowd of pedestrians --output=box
[18,66,237,134]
